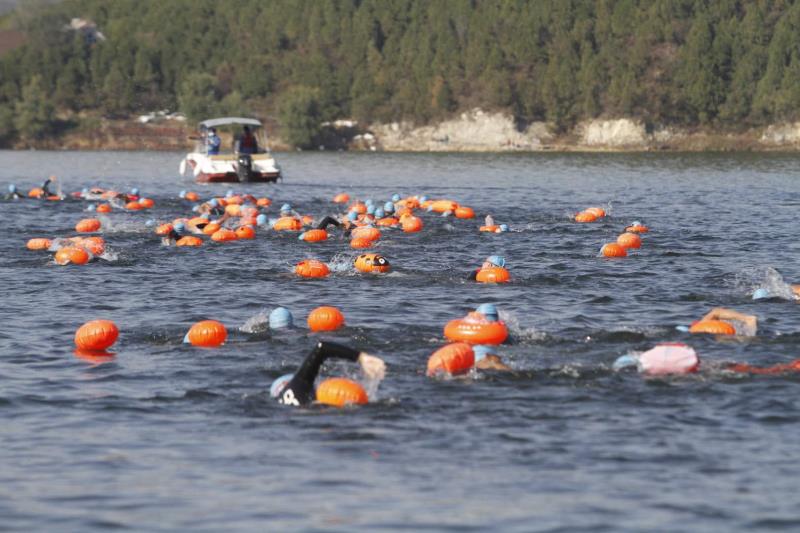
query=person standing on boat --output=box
[206,128,221,155]
[237,125,258,154]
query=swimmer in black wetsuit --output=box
[272,341,385,406]
[4,184,23,200]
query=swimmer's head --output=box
[485,255,506,268]
[280,203,292,213]
[476,303,499,322]
[612,354,640,371]
[383,201,394,214]
[226,189,234,198]
[256,213,267,226]
[419,195,427,203]
[87,204,96,212]
[8,184,16,193]
[209,198,219,207]
[391,194,400,202]
[498,224,509,232]
[752,288,771,300]
[174,222,186,234]
[365,199,373,207]
[130,187,139,196]
[473,345,491,363]
[270,373,294,398]
[179,190,186,198]
[631,220,642,227]
[367,205,376,215]
[347,211,358,221]
[269,307,294,329]
[374,208,384,219]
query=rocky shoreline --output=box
[8,110,800,152]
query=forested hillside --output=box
[1,0,799,147]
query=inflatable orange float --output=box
[307,306,345,331]
[54,246,90,265]
[300,229,327,242]
[333,193,350,204]
[427,343,475,376]
[351,226,381,242]
[211,228,238,242]
[349,202,367,214]
[176,236,203,247]
[256,197,271,207]
[479,225,500,233]
[185,191,200,202]
[689,320,736,335]
[27,187,44,198]
[139,198,155,208]
[75,320,119,352]
[475,267,510,283]
[354,253,390,273]
[202,222,221,235]
[574,211,597,223]
[155,223,173,236]
[26,238,52,251]
[235,226,256,239]
[585,207,606,218]
[187,320,227,347]
[617,232,642,249]
[444,313,508,345]
[429,200,459,213]
[350,237,373,249]
[625,223,649,233]
[96,204,112,213]
[75,218,101,233]
[454,206,475,219]
[316,378,367,407]
[601,243,627,258]
[78,236,105,255]
[273,217,303,231]
[295,259,330,278]
[125,201,144,210]
[225,204,242,216]
[377,217,399,227]
[401,216,423,233]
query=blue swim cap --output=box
[179,190,186,198]
[499,224,509,232]
[374,208,384,219]
[256,214,268,226]
[269,307,294,329]
[486,255,506,268]
[226,189,234,197]
[392,194,401,202]
[476,303,499,321]
[175,222,186,234]
[270,373,294,398]
[348,211,358,221]
[81,187,89,194]
[612,354,641,371]
[130,188,139,196]
[365,199,374,207]
[383,201,394,213]
[473,345,491,362]
[87,204,96,212]
[752,288,771,300]
[419,195,427,203]
[280,203,292,212]
[8,184,16,193]
[209,198,219,207]
[367,205,376,215]
[192,205,200,212]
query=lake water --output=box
[1,150,800,531]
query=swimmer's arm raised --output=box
[701,307,757,334]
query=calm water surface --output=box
[1,151,800,532]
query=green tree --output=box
[13,75,53,140]
[279,86,322,149]
[178,73,220,122]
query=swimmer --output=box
[473,345,512,371]
[753,286,800,301]
[269,307,294,329]
[467,255,506,281]
[270,341,385,406]
[613,343,700,376]
[4,184,24,200]
[690,307,758,336]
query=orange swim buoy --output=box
[351,226,381,242]
[475,267,510,283]
[307,306,345,331]
[349,202,367,214]
[187,320,227,347]
[225,204,242,216]
[75,218,101,233]
[139,198,155,209]
[625,224,649,233]
[333,193,350,204]
[155,223,174,236]
[300,229,327,243]
[202,222,221,235]
[185,191,200,202]
[427,343,475,376]
[402,197,421,210]
[295,259,330,278]
[26,238,52,251]
[126,201,144,211]
[176,236,203,247]
[430,200,459,213]
[354,253,391,273]
[79,236,105,256]
[601,243,627,258]
[350,237,373,249]
[585,207,606,218]
[444,314,508,345]
[54,246,90,265]
[401,215,423,233]
[454,206,475,219]
[256,197,271,207]
[617,232,642,249]
[211,228,238,242]
[74,319,119,352]
[235,226,256,239]
[96,204,112,213]
[479,225,500,233]
[574,211,597,223]
[377,217,399,227]
[28,187,44,198]
[689,320,736,335]
[273,217,303,231]
[316,378,368,407]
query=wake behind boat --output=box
[179,117,281,183]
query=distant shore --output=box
[6,112,800,153]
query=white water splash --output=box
[734,266,795,300]
[500,310,546,342]
[240,309,270,333]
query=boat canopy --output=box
[199,117,262,129]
